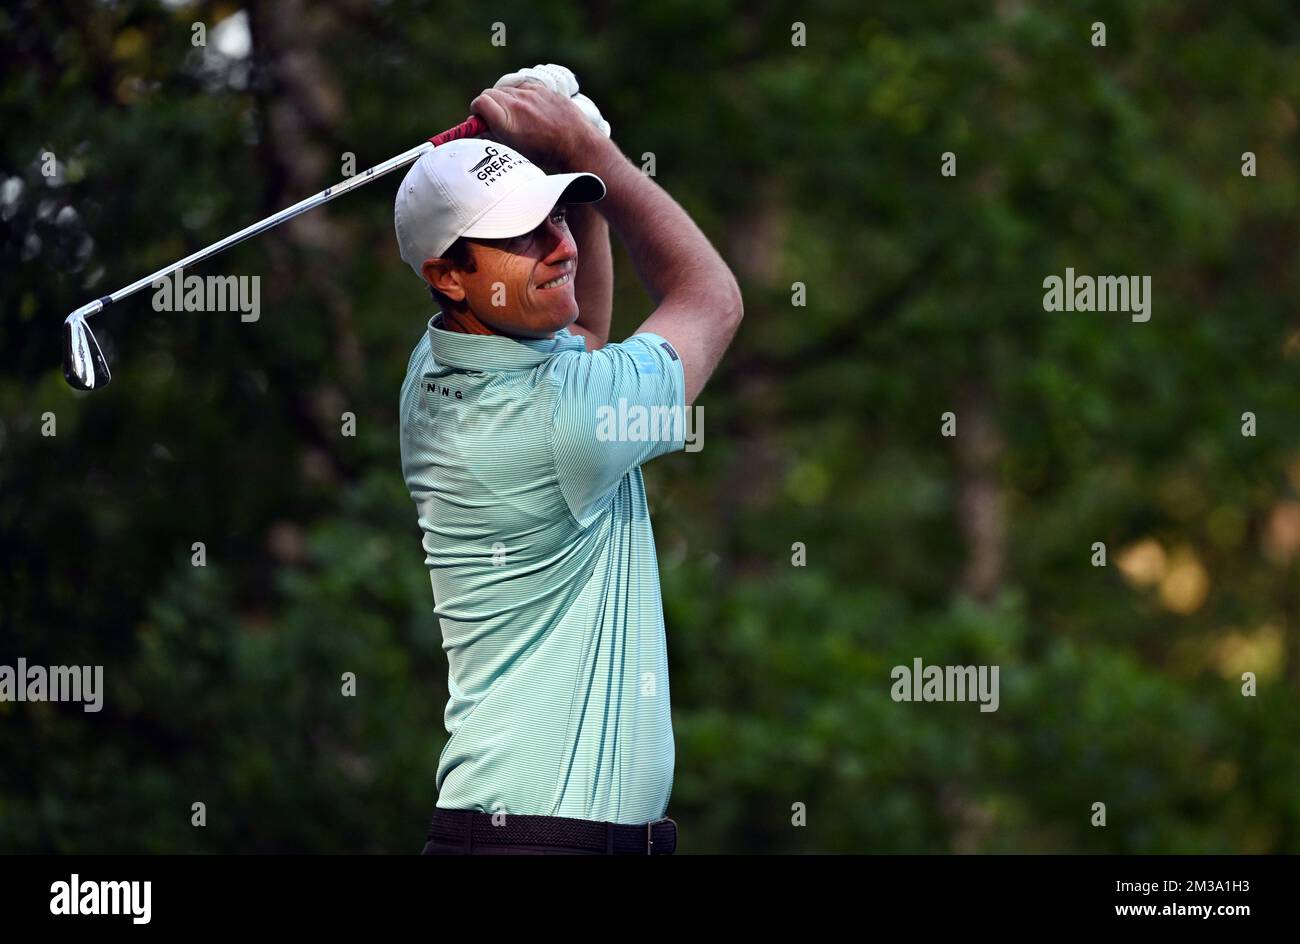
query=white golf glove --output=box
[494,63,612,138]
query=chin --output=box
[525,305,580,338]
[479,298,578,339]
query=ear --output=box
[422,257,466,301]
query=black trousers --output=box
[421,808,678,855]
[421,837,606,855]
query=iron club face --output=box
[63,301,111,390]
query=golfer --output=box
[396,65,742,854]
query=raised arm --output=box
[566,202,613,350]
[563,131,743,404]
[471,85,743,405]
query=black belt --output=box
[428,808,677,855]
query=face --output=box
[423,203,578,339]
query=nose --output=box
[539,218,577,266]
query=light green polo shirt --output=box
[399,314,686,824]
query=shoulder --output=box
[538,333,681,389]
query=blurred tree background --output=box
[2,0,1298,853]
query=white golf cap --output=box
[394,138,606,280]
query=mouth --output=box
[536,268,573,291]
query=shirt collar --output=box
[426,313,586,371]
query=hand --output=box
[470,84,601,171]
[494,63,580,97]
[492,63,612,138]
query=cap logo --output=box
[468,145,500,173]
[467,144,528,188]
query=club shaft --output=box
[106,141,432,307]
[69,115,485,324]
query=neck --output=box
[440,307,497,336]
[438,308,557,341]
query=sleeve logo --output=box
[630,347,660,375]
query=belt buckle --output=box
[646,817,673,854]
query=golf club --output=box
[61,114,487,391]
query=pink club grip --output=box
[429,115,487,146]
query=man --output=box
[396,65,742,855]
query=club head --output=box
[63,314,111,390]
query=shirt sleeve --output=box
[549,332,687,527]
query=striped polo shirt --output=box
[398,314,686,824]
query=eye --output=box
[549,207,567,225]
